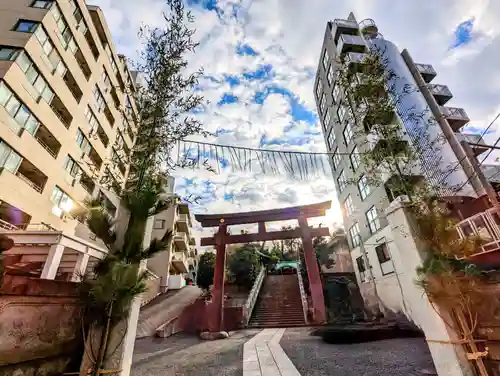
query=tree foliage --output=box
[227,244,260,290]
[197,252,216,290]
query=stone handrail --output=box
[243,266,266,326]
[296,266,309,324]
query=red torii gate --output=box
[195,201,331,331]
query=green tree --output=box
[227,244,260,290]
[197,252,216,290]
[79,1,207,374]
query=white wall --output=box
[168,274,185,290]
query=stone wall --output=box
[0,275,82,376]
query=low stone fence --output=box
[0,275,82,376]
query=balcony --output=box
[455,133,488,156]
[189,237,196,246]
[428,84,453,106]
[173,231,188,251]
[15,159,47,194]
[337,34,366,55]
[332,19,359,44]
[74,49,91,80]
[456,207,500,268]
[346,52,368,73]
[440,106,470,131]
[415,63,437,83]
[50,96,73,129]
[33,124,61,159]
[63,70,83,103]
[176,213,190,234]
[171,252,188,273]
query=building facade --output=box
[0,0,139,280]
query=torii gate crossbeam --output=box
[195,201,331,332]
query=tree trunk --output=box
[93,301,114,376]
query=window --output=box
[376,243,394,275]
[350,146,361,171]
[327,64,334,86]
[319,93,326,115]
[34,26,67,76]
[327,129,336,150]
[93,85,106,112]
[366,206,381,234]
[358,175,371,200]
[343,122,353,144]
[337,170,347,192]
[16,52,54,103]
[0,81,41,135]
[315,79,323,100]
[51,4,77,52]
[356,256,366,282]
[322,49,329,69]
[333,84,341,104]
[14,20,39,33]
[102,69,112,93]
[64,156,82,178]
[0,141,22,173]
[323,110,331,131]
[349,223,361,248]
[85,106,100,133]
[331,148,341,170]
[68,0,87,34]
[76,129,92,155]
[0,47,21,61]
[154,219,165,230]
[344,195,355,217]
[31,0,54,9]
[51,186,74,212]
[337,104,347,123]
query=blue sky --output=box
[91,0,500,236]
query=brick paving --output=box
[280,328,437,376]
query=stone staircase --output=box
[249,274,306,328]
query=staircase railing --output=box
[296,266,309,324]
[243,266,266,326]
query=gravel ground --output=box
[131,330,260,376]
[281,328,437,376]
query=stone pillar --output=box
[385,198,473,376]
[41,244,65,279]
[209,224,227,332]
[298,217,326,324]
[71,251,89,282]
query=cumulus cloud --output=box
[89,0,500,245]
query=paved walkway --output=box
[243,329,300,376]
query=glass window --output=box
[337,170,347,192]
[0,47,20,61]
[331,148,340,170]
[51,186,73,211]
[323,110,331,131]
[17,52,31,72]
[93,85,105,112]
[14,20,39,33]
[337,104,347,123]
[366,206,381,234]
[14,105,30,126]
[35,26,48,45]
[0,82,12,107]
[64,156,81,177]
[76,128,91,155]
[322,49,329,69]
[31,0,54,9]
[0,142,21,173]
[26,65,38,84]
[24,115,39,135]
[333,84,341,104]
[344,195,355,217]
[315,79,323,100]
[350,146,361,171]
[320,93,326,115]
[5,96,21,117]
[102,69,112,92]
[376,243,394,275]
[356,256,366,281]
[327,64,334,86]
[327,129,336,150]
[349,223,361,248]
[358,175,371,200]
[343,122,353,144]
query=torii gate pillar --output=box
[209,223,227,332]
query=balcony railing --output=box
[456,207,500,262]
[16,172,43,193]
[35,136,58,159]
[441,106,470,130]
[428,84,453,105]
[337,34,366,55]
[415,63,437,83]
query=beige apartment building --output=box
[0,0,139,279]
